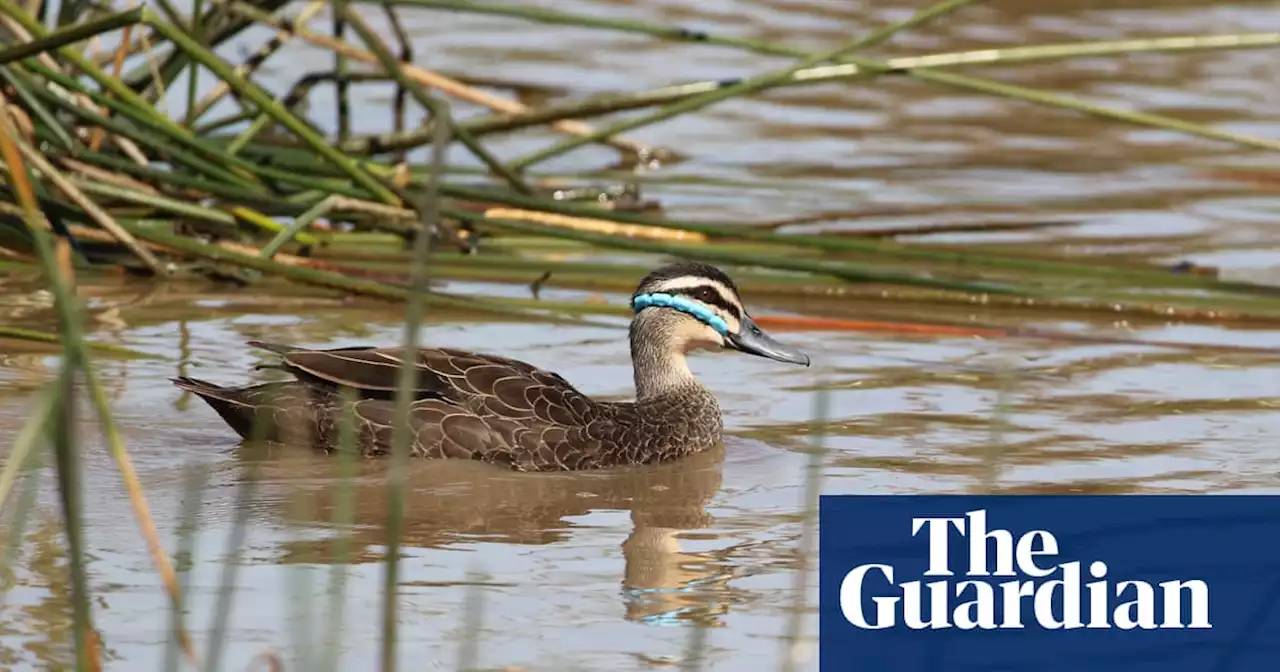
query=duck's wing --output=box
[248,340,599,422]
[248,341,622,470]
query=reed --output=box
[0,0,1278,669]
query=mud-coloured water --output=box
[5,0,1280,669]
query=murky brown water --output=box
[5,0,1280,669]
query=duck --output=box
[171,261,810,472]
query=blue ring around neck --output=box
[631,292,730,336]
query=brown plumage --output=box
[173,262,810,472]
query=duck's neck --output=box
[629,314,707,402]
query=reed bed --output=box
[1,0,1279,669]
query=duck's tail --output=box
[171,376,271,440]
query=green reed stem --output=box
[456,565,484,671]
[982,358,1019,493]
[2,94,202,665]
[373,0,803,57]
[164,463,207,672]
[455,33,1280,136]
[67,178,243,226]
[18,59,263,189]
[334,0,351,142]
[371,1,1280,65]
[380,81,450,672]
[0,7,144,65]
[286,498,317,672]
[506,0,982,170]
[406,0,1280,159]
[203,384,285,672]
[680,624,708,672]
[435,184,1271,297]
[223,113,277,156]
[0,326,158,358]
[117,219,616,325]
[183,0,205,127]
[322,386,361,672]
[0,0,260,185]
[780,387,829,672]
[202,467,260,672]
[0,438,42,609]
[52,362,95,672]
[0,65,73,150]
[5,131,164,274]
[141,10,400,204]
[0,386,53,614]
[0,386,54,512]
[260,197,336,259]
[0,89,98,670]
[340,7,532,195]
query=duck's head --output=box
[629,261,810,367]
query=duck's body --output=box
[174,262,808,472]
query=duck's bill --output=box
[727,315,811,366]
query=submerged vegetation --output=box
[1,0,1279,669]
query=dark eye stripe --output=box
[670,285,742,320]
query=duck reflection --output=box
[230,441,734,626]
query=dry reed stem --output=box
[4,119,164,273]
[3,96,33,140]
[217,239,313,265]
[135,26,167,104]
[483,207,709,242]
[0,244,32,260]
[84,627,103,672]
[230,2,656,156]
[88,22,135,151]
[0,12,150,165]
[59,156,162,194]
[54,237,75,284]
[392,162,410,188]
[0,13,65,74]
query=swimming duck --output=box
[172,261,810,471]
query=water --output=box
[4,0,1280,669]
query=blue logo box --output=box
[818,495,1280,671]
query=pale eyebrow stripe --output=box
[651,277,742,311]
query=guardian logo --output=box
[839,509,1211,631]
[819,495,1280,672]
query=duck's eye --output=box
[693,287,717,303]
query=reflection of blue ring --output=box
[631,293,730,336]
[622,586,701,627]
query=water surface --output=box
[5,0,1280,669]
